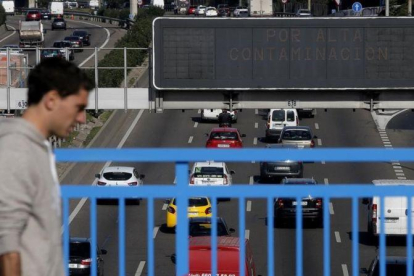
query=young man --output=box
[0,58,94,276]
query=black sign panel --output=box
[153,18,414,90]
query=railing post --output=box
[148,47,153,112]
[94,47,99,113]
[124,47,127,112]
[6,48,10,114]
[65,47,69,61]
[36,47,40,65]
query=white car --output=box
[195,5,206,16]
[201,109,238,122]
[189,162,234,186]
[205,7,218,17]
[233,6,248,16]
[95,166,144,187]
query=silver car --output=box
[278,126,316,148]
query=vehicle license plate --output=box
[292,201,308,206]
[188,212,198,216]
[385,218,397,223]
[68,264,77,268]
[275,166,289,170]
[218,144,230,148]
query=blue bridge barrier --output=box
[58,148,414,276]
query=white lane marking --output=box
[255,122,258,129]
[135,261,146,276]
[246,201,252,212]
[384,144,393,147]
[392,162,401,166]
[342,264,349,276]
[173,177,176,184]
[78,22,111,67]
[251,161,255,164]
[393,166,402,169]
[396,173,405,176]
[315,123,319,130]
[335,231,342,243]
[394,169,404,173]
[245,229,250,240]
[153,226,159,238]
[317,139,322,146]
[255,109,258,115]
[194,122,198,128]
[253,137,257,145]
[329,202,334,215]
[324,178,329,185]
[0,25,16,43]
[198,109,201,114]
[249,176,254,185]
[383,141,391,144]
[162,203,168,210]
[188,136,193,144]
[398,177,407,180]
[322,161,326,164]
[68,110,145,225]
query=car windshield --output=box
[173,197,209,207]
[272,110,285,121]
[207,8,215,10]
[372,264,407,276]
[282,130,312,140]
[189,222,228,236]
[210,132,238,140]
[70,242,90,258]
[193,166,224,178]
[103,172,132,181]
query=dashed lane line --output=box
[194,122,198,128]
[249,176,254,185]
[255,109,258,115]
[317,139,322,146]
[188,136,193,144]
[253,137,257,145]
[324,178,329,185]
[315,123,319,130]
[329,203,335,215]
[135,261,146,276]
[322,161,326,165]
[153,227,159,239]
[245,229,250,240]
[342,264,349,276]
[246,201,252,212]
[255,122,258,129]
[398,177,407,180]
[198,109,201,114]
[335,231,342,243]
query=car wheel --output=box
[274,216,284,228]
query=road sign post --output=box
[281,0,287,13]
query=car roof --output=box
[376,256,414,264]
[210,127,239,132]
[373,179,414,186]
[194,161,225,167]
[102,166,135,173]
[283,126,311,131]
[283,178,317,184]
[70,237,90,243]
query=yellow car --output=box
[166,197,212,228]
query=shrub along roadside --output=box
[89,7,164,88]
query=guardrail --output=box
[59,148,414,276]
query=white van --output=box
[265,109,299,140]
[2,0,15,15]
[365,180,414,239]
[49,1,64,15]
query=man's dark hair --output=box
[27,58,95,105]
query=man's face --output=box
[50,88,89,138]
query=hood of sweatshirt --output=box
[0,118,48,151]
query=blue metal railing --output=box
[58,148,414,276]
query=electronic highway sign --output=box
[153,18,414,90]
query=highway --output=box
[3,15,414,276]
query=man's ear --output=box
[43,90,60,111]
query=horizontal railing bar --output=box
[55,148,414,162]
[60,185,414,198]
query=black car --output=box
[189,217,235,237]
[53,41,75,61]
[260,144,304,182]
[274,178,323,227]
[64,36,83,52]
[69,238,106,276]
[40,49,64,60]
[363,256,413,276]
[72,30,91,46]
[40,9,52,20]
[52,18,67,30]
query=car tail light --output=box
[310,140,315,148]
[223,175,228,185]
[266,118,270,129]
[296,116,299,126]
[277,199,284,208]
[167,206,175,214]
[81,258,91,266]
[190,174,194,185]
[372,204,377,224]
[97,181,106,186]
[205,207,212,215]
[316,199,322,208]
[128,182,138,186]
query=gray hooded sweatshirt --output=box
[0,118,64,276]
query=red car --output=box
[205,127,245,148]
[26,10,41,21]
[188,5,197,14]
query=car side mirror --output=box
[241,134,246,138]
[313,135,318,139]
[362,198,369,205]
[139,174,145,179]
[171,254,176,264]
[230,170,235,175]
[205,133,209,137]
[95,173,101,178]
[101,249,107,255]
[229,228,235,233]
